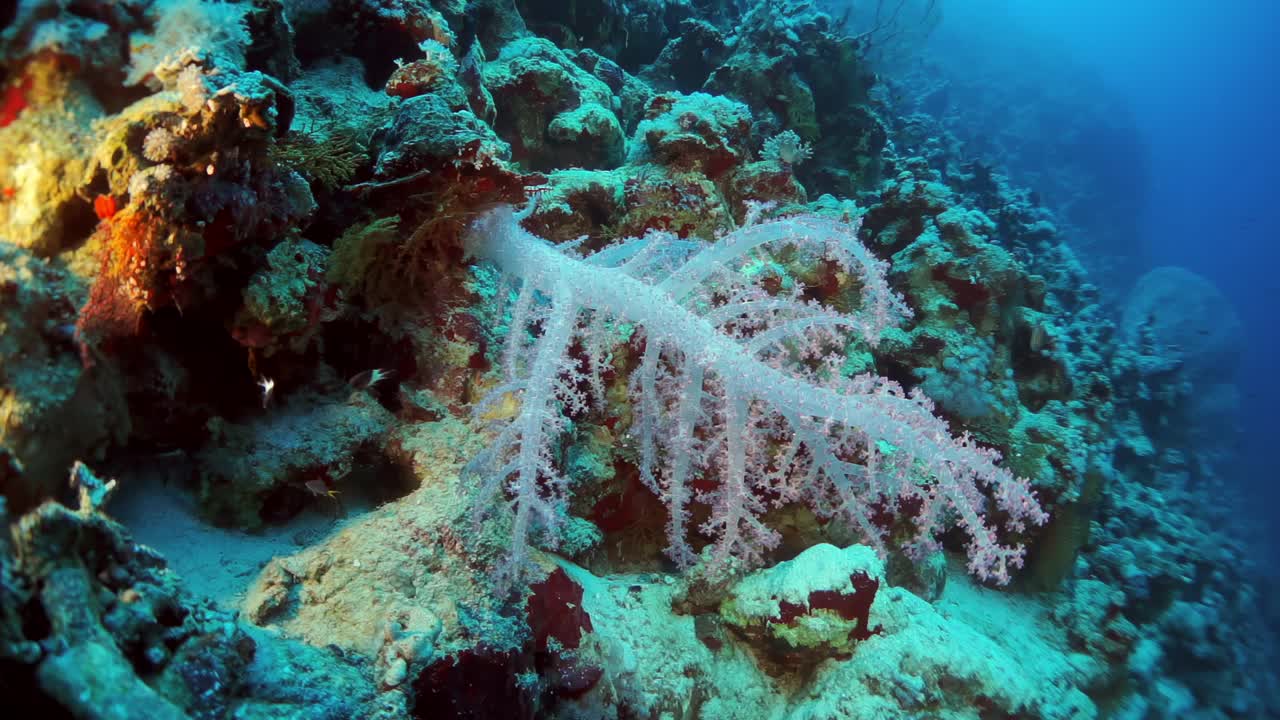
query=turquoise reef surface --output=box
[0,1,1274,718]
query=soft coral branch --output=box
[465,204,1047,587]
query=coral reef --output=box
[0,0,1273,718]
[466,205,1043,588]
[0,243,127,510]
[0,478,381,719]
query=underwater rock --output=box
[368,92,511,180]
[719,543,883,669]
[725,158,808,221]
[197,392,394,527]
[518,0,680,69]
[0,489,383,718]
[631,91,754,179]
[555,543,1099,718]
[0,53,103,256]
[1,0,136,84]
[643,18,730,93]
[123,0,254,87]
[288,56,394,141]
[241,415,495,651]
[70,58,311,359]
[615,165,728,238]
[0,243,128,511]
[521,168,626,242]
[483,36,625,171]
[1055,578,1139,665]
[235,236,336,354]
[386,45,463,105]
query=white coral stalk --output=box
[465,204,1046,588]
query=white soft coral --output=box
[465,204,1047,589]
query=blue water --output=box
[926,0,1280,571]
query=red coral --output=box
[76,268,143,365]
[775,571,883,643]
[93,194,117,220]
[590,460,666,535]
[75,207,179,358]
[412,649,528,720]
[0,75,32,128]
[526,568,602,700]
[410,569,601,716]
[526,568,592,653]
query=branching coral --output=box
[350,93,536,291]
[327,215,402,297]
[363,161,536,296]
[269,127,365,190]
[465,204,1047,591]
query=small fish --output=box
[258,376,275,408]
[304,478,340,499]
[1029,325,1047,352]
[349,368,392,391]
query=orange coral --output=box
[93,194,117,220]
[76,206,184,357]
